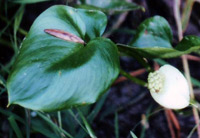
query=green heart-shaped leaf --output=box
[118,35,200,58]
[130,16,173,48]
[119,16,200,58]
[7,6,120,112]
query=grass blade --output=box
[114,112,119,138]
[88,92,108,122]
[0,4,25,37]
[0,107,25,124]
[130,131,138,138]
[31,118,60,138]
[68,109,88,133]
[8,115,24,138]
[77,109,97,138]
[13,4,25,52]
[0,74,6,87]
[37,112,73,138]
[25,109,30,138]
[57,111,62,128]
[187,124,197,138]
[75,93,108,138]
[181,0,195,32]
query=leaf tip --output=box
[6,103,11,108]
[7,95,14,108]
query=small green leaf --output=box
[130,16,173,48]
[119,36,200,59]
[119,16,200,58]
[175,35,200,50]
[7,6,120,112]
[76,0,144,14]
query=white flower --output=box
[147,64,190,109]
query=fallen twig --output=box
[185,55,200,62]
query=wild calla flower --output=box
[147,64,190,109]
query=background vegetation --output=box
[1,0,200,138]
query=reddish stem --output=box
[165,109,176,138]
[168,109,181,138]
[185,55,200,62]
[114,68,146,84]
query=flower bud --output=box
[147,64,190,109]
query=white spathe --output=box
[148,64,190,109]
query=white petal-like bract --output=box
[148,64,190,109]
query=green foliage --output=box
[130,16,173,48]
[76,0,144,14]
[8,116,24,138]
[7,6,120,112]
[118,35,200,58]
[1,1,200,137]
[118,15,200,58]
[77,109,97,138]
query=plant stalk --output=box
[174,0,200,137]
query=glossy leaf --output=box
[76,0,144,14]
[118,35,200,58]
[130,16,173,48]
[76,8,107,41]
[119,15,200,58]
[7,6,120,112]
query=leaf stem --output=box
[120,69,147,87]
[114,68,146,84]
